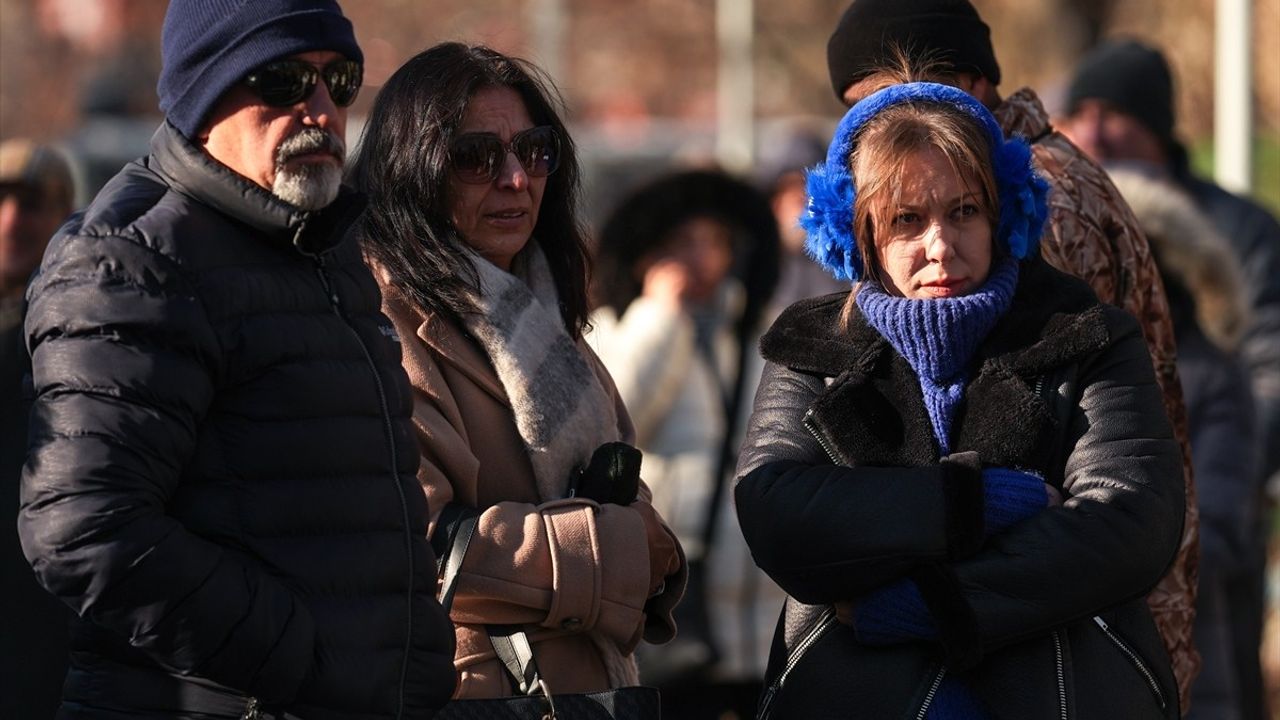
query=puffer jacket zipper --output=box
[757,608,838,720]
[309,242,415,720]
[1092,615,1167,710]
[241,697,261,720]
[1053,630,1068,719]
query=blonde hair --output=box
[850,103,999,288]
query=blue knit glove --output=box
[982,467,1048,536]
[853,579,937,645]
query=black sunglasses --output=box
[448,126,561,184]
[243,59,363,108]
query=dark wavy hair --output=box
[349,43,591,337]
[594,169,780,342]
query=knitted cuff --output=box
[982,467,1048,536]
[854,579,937,645]
[940,451,985,559]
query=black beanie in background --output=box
[1066,39,1176,146]
[826,0,1001,102]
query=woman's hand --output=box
[982,467,1053,536]
[640,258,692,312]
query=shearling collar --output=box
[761,255,1113,471]
[148,120,366,257]
[762,255,1107,380]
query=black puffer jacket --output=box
[19,122,456,719]
[735,257,1184,719]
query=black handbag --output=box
[434,511,661,720]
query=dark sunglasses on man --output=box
[244,59,363,108]
[448,126,561,185]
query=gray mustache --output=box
[276,129,346,166]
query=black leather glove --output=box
[573,442,642,505]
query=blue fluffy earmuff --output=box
[801,82,1050,282]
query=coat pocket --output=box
[1090,615,1169,711]
[1063,602,1177,719]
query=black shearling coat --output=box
[734,257,1184,720]
[18,122,456,719]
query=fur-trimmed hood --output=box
[1107,165,1249,352]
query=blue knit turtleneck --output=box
[856,257,1020,455]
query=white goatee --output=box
[271,128,345,210]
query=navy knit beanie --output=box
[826,0,1001,102]
[1066,39,1176,147]
[158,0,363,140]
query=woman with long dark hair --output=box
[349,42,686,699]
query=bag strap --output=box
[437,511,479,615]
[434,507,547,698]
[488,624,543,695]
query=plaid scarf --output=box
[460,242,640,686]
[460,242,621,502]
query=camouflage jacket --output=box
[996,88,1200,712]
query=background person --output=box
[589,168,783,719]
[1,137,74,720]
[1060,40,1280,486]
[350,42,687,699]
[753,124,845,321]
[1109,165,1259,720]
[824,0,1200,703]
[17,2,458,717]
[736,80,1183,719]
[1058,42,1280,720]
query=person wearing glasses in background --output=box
[349,43,687,699]
[17,2,457,718]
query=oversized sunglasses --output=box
[243,59,363,108]
[448,126,561,184]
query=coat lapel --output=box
[418,311,511,408]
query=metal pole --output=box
[530,0,567,89]
[1214,0,1252,193]
[716,0,754,173]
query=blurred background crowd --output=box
[2,0,1278,718]
[2,0,1277,218]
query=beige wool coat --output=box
[379,280,687,699]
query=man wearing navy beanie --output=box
[819,0,1201,712]
[18,1,458,717]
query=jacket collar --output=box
[148,120,366,256]
[993,87,1054,145]
[761,255,1110,380]
[764,255,1112,471]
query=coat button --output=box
[560,617,583,631]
